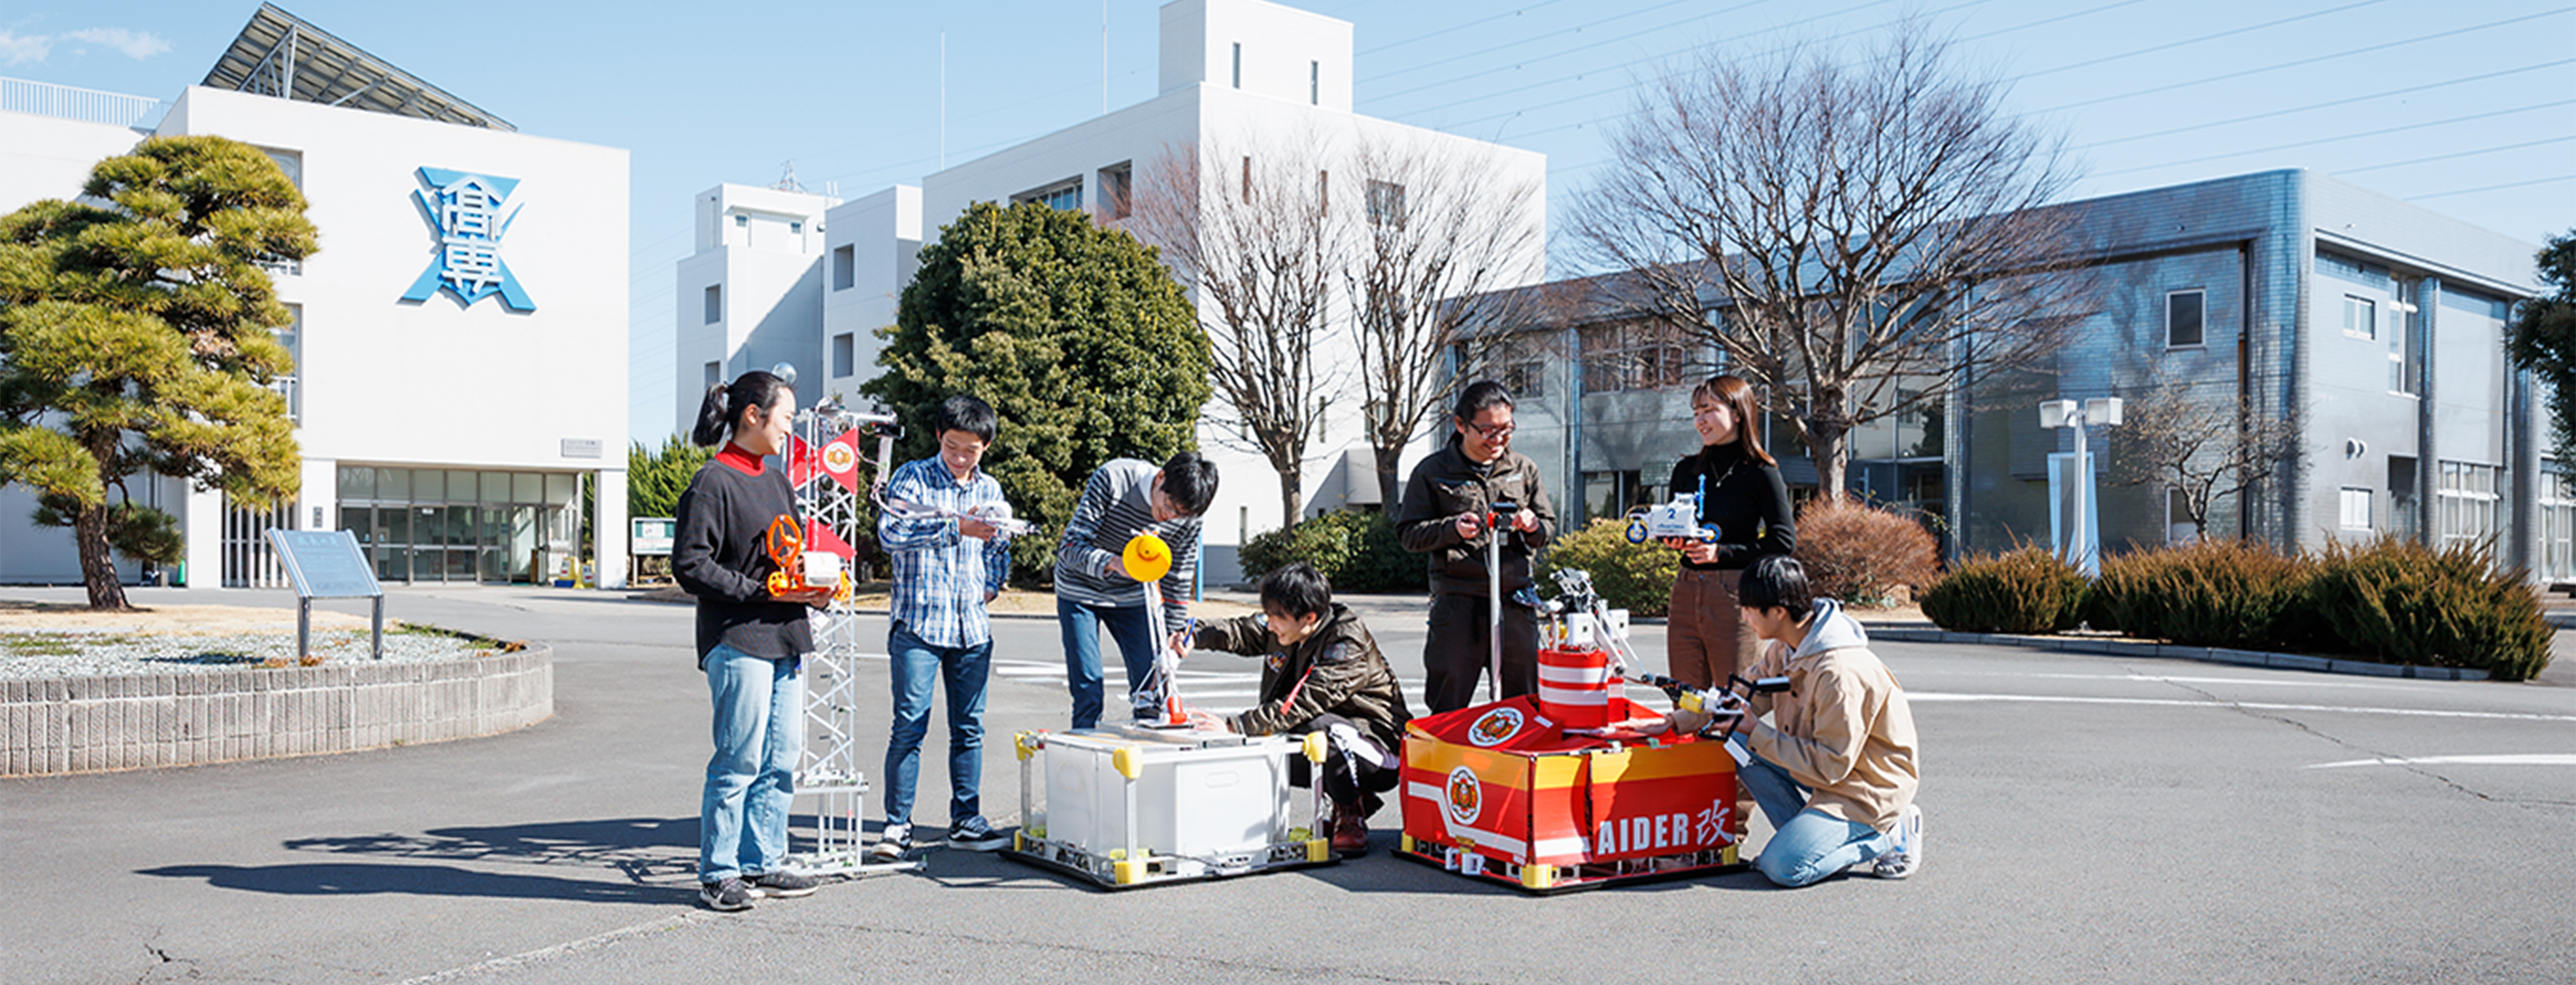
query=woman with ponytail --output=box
[673,370,832,911]
[1664,374,1796,691]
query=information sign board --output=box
[264,529,386,660]
[632,517,677,557]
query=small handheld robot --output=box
[1624,494,1720,544]
[879,497,1033,538]
[765,514,855,603]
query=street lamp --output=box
[2038,397,2122,576]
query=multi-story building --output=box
[676,0,1548,584]
[0,4,632,589]
[1492,170,2551,576]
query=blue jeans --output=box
[1059,598,1156,728]
[1736,748,1892,888]
[883,622,993,829]
[699,643,803,883]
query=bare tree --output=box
[1131,142,1341,526]
[1344,137,1546,506]
[2110,367,2303,538]
[1571,26,2088,501]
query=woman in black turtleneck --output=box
[1663,374,1796,692]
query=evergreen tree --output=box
[862,201,1211,582]
[0,137,316,609]
[2508,230,2576,461]
[627,435,711,522]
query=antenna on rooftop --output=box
[773,160,807,193]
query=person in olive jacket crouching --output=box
[1182,563,1412,857]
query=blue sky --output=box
[6,0,2573,446]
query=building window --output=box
[2338,487,2372,530]
[2387,456,2419,543]
[2542,467,2576,580]
[733,213,747,227]
[703,360,720,389]
[1310,60,1319,104]
[1232,42,1242,88]
[272,303,302,422]
[1014,178,1082,212]
[2389,282,2421,396]
[831,332,855,378]
[1582,470,1657,524]
[1366,179,1406,228]
[2437,460,2500,551]
[789,221,803,236]
[832,244,855,291]
[2166,289,2204,348]
[1096,161,1132,220]
[1503,359,1547,399]
[703,284,721,324]
[1581,322,1689,392]
[2342,295,2375,341]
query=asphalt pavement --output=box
[4,584,2572,984]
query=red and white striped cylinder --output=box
[1536,645,1614,728]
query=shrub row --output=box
[1794,499,1941,607]
[1236,509,1426,594]
[1921,538,2552,681]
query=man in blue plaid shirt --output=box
[873,395,1017,858]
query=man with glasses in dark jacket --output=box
[1396,380,1558,713]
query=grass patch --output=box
[3,633,104,657]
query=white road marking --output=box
[1910,692,2576,723]
[395,912,706,983]
[2306,754,2576,769]
[1906,670,2443,692]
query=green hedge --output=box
[1919,546,2087,634]
[1236,510,1426,594]
[1929,537,2553,681]
[2090,539,2309,649]
[1537,518,1681,617]
[2305,539,2552,681]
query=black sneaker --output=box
[697,877,754,911]
[745,869,819,898]
[947,816,1011,852]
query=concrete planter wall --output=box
[1,646,552,776]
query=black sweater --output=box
[1667,442,1796,571]
[674,448,813,665]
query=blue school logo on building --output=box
[400,167,536,311]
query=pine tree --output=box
[0,137,317,609]
[861,201,1211,582]
[2508,231,2576,461]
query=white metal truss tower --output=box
[786,406,919,876]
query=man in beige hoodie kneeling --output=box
[1665,555,1922,887]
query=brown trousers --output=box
[1666,568,1758,690]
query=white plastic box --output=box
[1010,726,1332,887]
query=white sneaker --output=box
[870,823,912,861]
[1873,804,1921,879]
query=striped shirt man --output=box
[878,456,1014,648]
[1052,458,1200,632]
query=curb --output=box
[1862,626,2490,681]
[2,645,555,776]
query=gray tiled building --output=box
[1491,170,2555,577]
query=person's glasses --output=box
[1468,421,1515,441]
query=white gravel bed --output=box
[0,628,493,680]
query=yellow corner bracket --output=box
[1306,838,1330,862]
[1302,731,1328,764]
[1112,745,1143,780]
[1520,863,1556,890]
[1013,731,1041,761]
[1114,856,1148,885]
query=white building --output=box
[678,0,1547,583]
[0,4,632,589]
